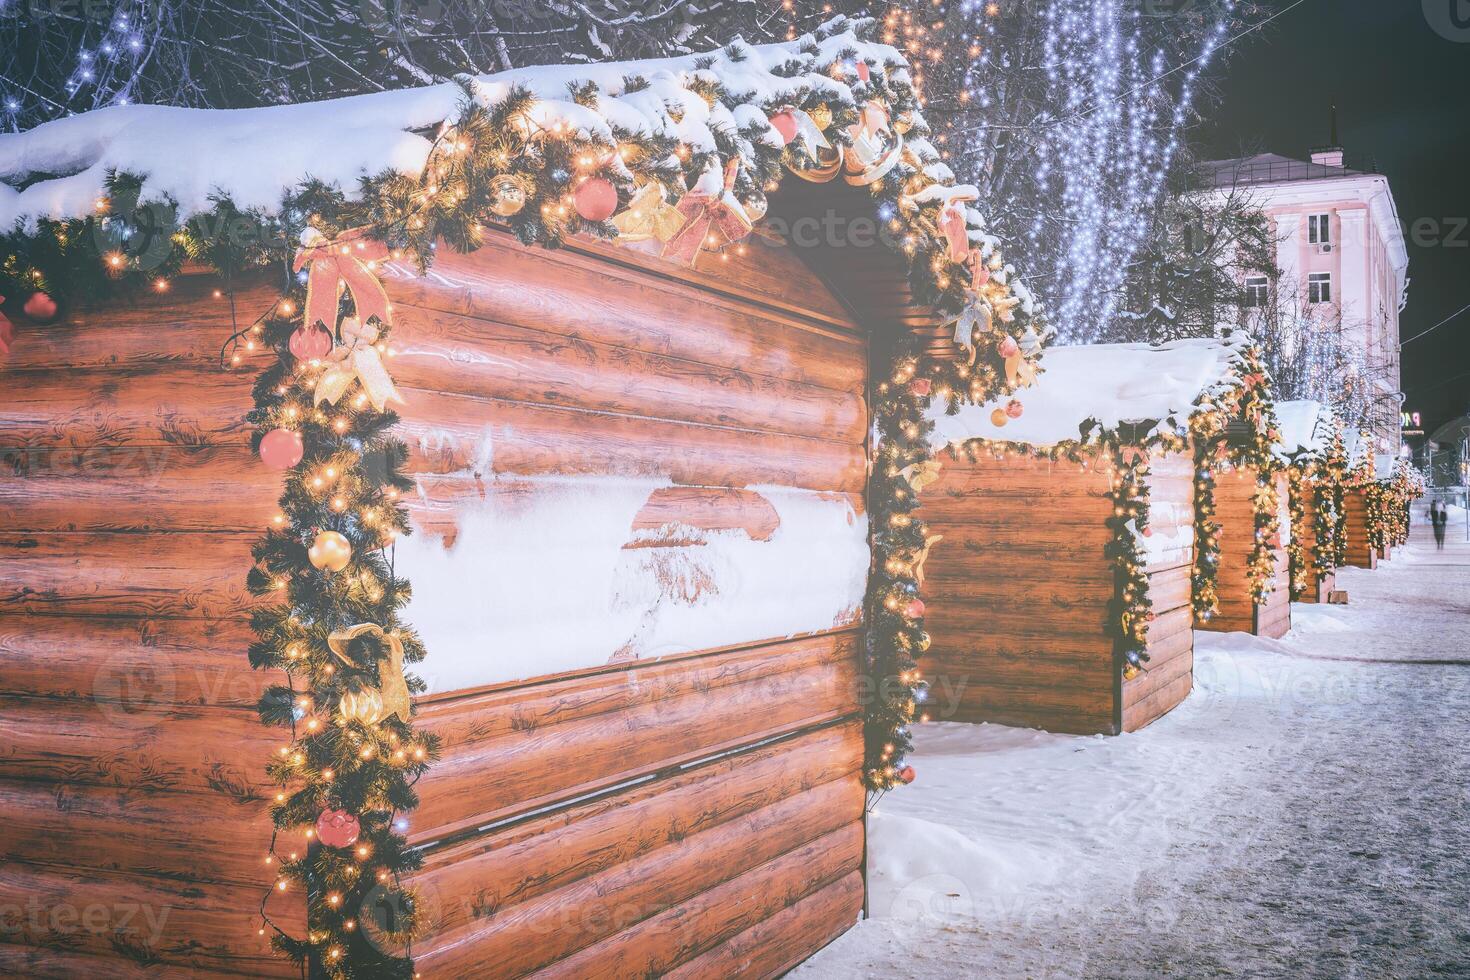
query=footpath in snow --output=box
[796,503,1470,978]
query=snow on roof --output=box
[0,21,913,230]
[928,336,1250,450]
[1274,399,1335,461]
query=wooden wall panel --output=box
[918,454,1118,734]
[923,449,1196,736]
[1341,489,1377,569]
[1198,467,1291,637]
[1,215,869,978]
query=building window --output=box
[1308,272,1333,304]
[1308,213,1331,245]
[1243,276,1269,308]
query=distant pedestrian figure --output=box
[1431,501,1448,551]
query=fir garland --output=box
[1106,446,1154,679]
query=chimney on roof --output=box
[1310,104,1345,168]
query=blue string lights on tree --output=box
[880,0,1245,343]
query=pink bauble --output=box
[898,765,916,784]
[1005,399,1024,419]
[998,336,1020,359]
[1142,526,1154,538]
[908,378,932,397]
[769,110,798,145]
[316,808,361,849]
[574,177,618,222]
[259,428,304,470]
[856,61,871,82]
[905,598,926,618]
[0,310,14,356]
[288,325,333,360]
[23,291,57,323]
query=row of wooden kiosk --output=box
[914,338,1421,736]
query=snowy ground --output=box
[797,504,1470,978]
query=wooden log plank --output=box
[381,241,864,393]
[0,615,271,709]
[0,940,257,980]
[412,632,861,844]
[414,723,859,934]
[0,860,296,976]
[0,695,273,796]
[388,302,866,444]
[0,778,276,889]
[0,447,278,533]
[414,765,860,975]
[660,871,863,979]
[1124,645,1193,711]
[943,686,1115,734]
[0,532,259,620]
[1143,624,1193,667]
[397,388,865,493]
[514,826,863,979]
[1122,671,1193,732]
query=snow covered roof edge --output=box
[0,19,929,230]
[927,335,1257,450]
[1273,399,1338,463]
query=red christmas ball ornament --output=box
[856,61,871,82]
[1142,526,1154,537]
[908,378,932,397]
[905,598,926,618]
[315,808,361,849]
[769,110,799,145]
[573,177,618,222]
[288,324,333,360]
[1005,399,1024,419]
[259,428,304,470]
[998,336,1020,359]
[23,291,57,323]
[898,765,916,784]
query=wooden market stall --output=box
[1275,400,1345,604]
[1190,350,1290,640]
[913,339,1269,736]
[0,18,1046,980]
[1339,429,1379,569]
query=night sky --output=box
[1198,0,1470,436]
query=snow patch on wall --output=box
[395,473,868,694]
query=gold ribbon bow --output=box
[293,227,392,333]
[314,316,403,412]
[661,159,754,266]
[327,623,412,725]
[843,101,904,185]
[611,182,686,243]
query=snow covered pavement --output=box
[796,507,1470,978]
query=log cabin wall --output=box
[919,453,1120,736]
[1,275,298,978]
[1297,479,1336,603]
[1120,450,1197,732]
[1200,467,1291,638]
[1341,488,1378,569]
[0,227,869,976]
[335,231,870,975]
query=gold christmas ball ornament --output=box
[488,174,531,217]
[809,103,833,132]
[742,194,768,222]
[308,530,353,572]
[338,686,385,726]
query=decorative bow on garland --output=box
[293,227,392,332]
[844,101,903,186]
[611,182,686,243]
[314,316,403,412]
[327,623,412,725]
[661,159,754,266]
[938,190,979,264]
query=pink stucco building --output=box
[1201,147,1410,447]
